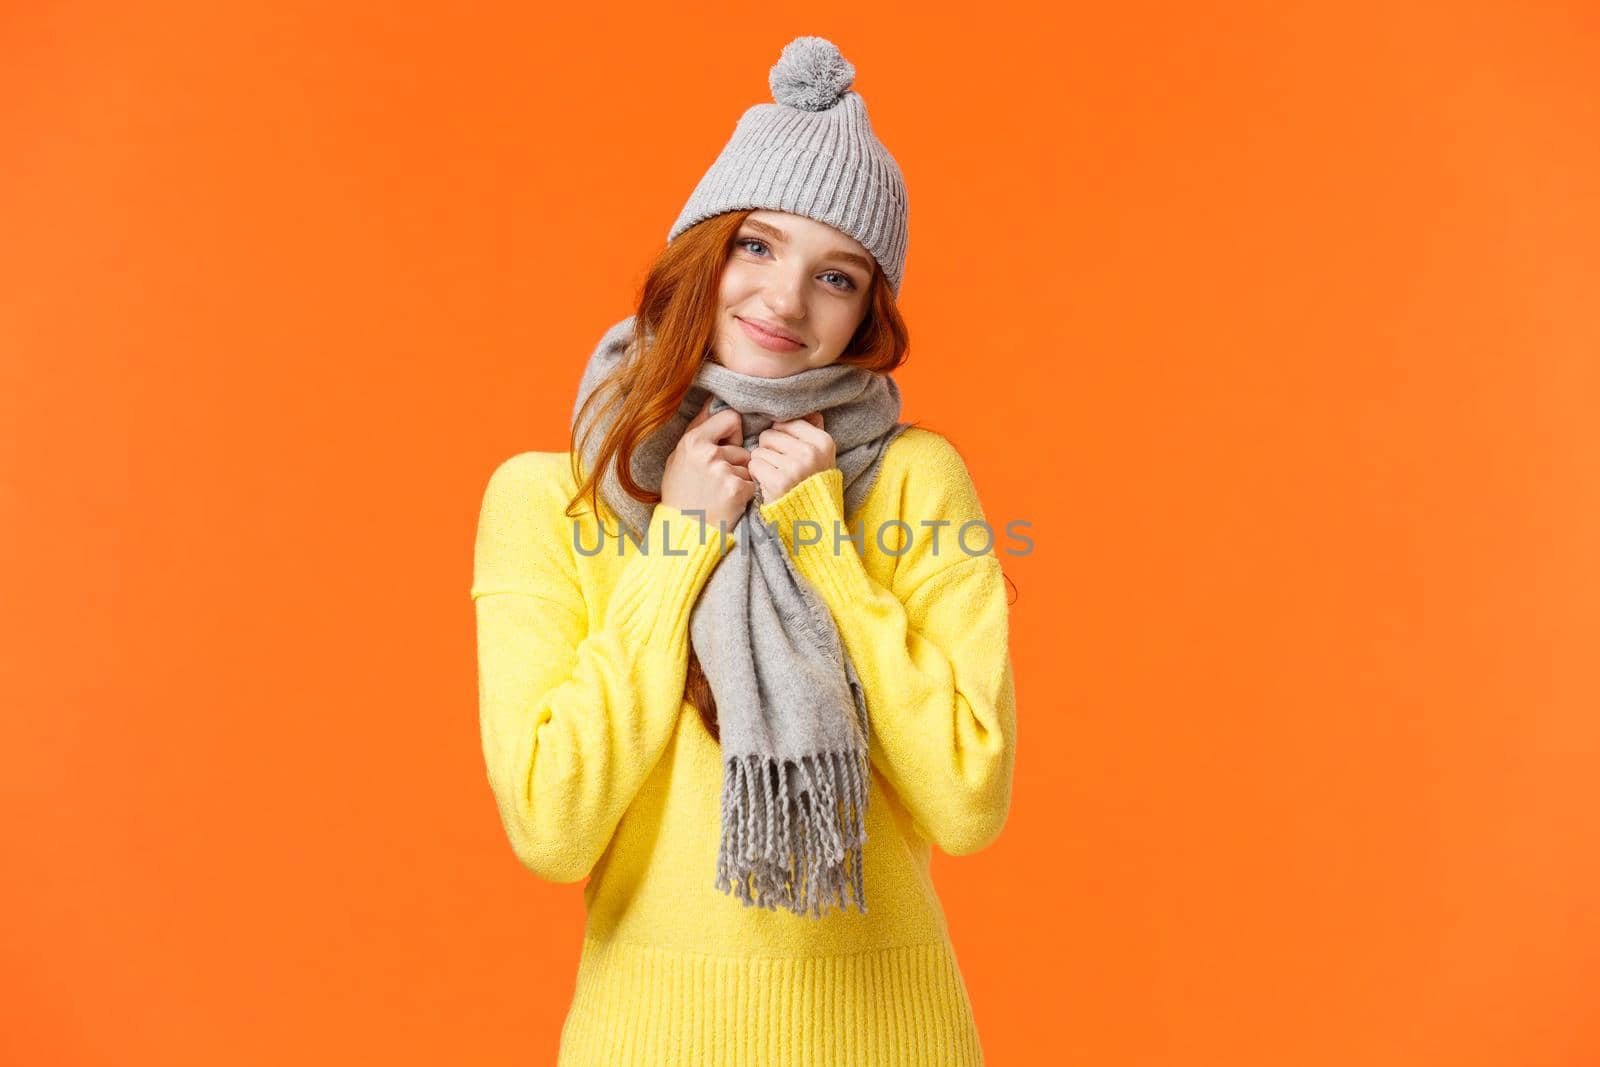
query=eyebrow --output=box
[742,218,877,276]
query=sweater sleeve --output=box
[756,439,1017,857]
[472,453,736,883]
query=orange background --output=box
[4,2,1598,1064]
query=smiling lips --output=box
[737,316,805,353]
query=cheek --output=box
[718,264,760,306]
[821,301,867,346]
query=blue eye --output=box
[736,237,858,292]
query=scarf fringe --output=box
[714,749,869,918]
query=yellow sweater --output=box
[471,426,1017,1066]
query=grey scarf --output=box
[571,315,910,919]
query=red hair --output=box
[566,208,911,739]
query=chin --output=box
[710,341,803,379]
[731,358,794,380]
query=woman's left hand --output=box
[749,411,835,503]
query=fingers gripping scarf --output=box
[571,315,911,918]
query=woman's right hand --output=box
[661,396,755,531]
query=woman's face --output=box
[708,210,876,378]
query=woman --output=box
[472,35,1017,1066]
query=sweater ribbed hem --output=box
[605,502,737,661]
[758,467,875,606]
[557,934,984,1066]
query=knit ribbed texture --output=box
[606,502,738,662]
[560,937,983,1067]
[667,36,910,295]
[471,426,1017,1065]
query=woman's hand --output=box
[749,411,835,503]
[661,396,756,530]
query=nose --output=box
[763,267,807,321]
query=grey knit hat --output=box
[666,36,910,296]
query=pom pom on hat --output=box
[768,36,856,112]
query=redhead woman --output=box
[472,35,1017,1067]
